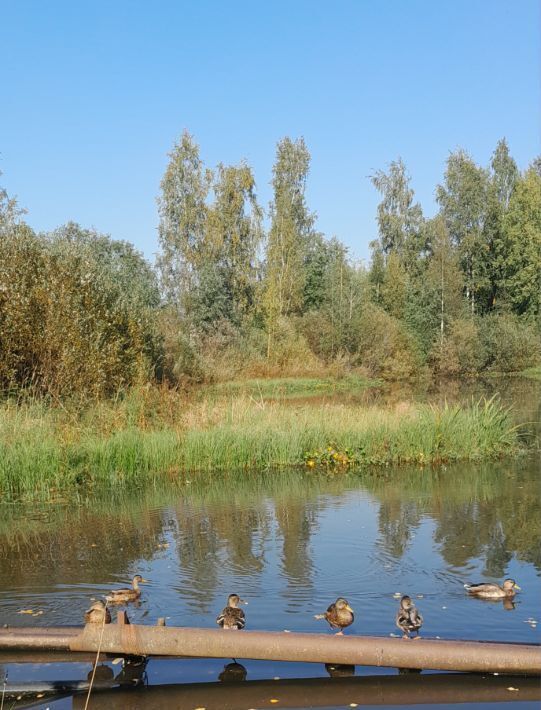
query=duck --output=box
[396,595,423,639]
[105,574,149,604]
[84,600,111,625]
[315,597,355,635]
[464,578,520,599]
[216,593,247,630]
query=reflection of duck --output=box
[315,598,354,635]
[464,578,520,599]
[86,664,114,683]
[325,663,355,677]
[502,597,516,611]
[218,661,248,682]
[106,575,149,604]
[396,595,423,640]
[216,594,247,630]
[84,600,111,625]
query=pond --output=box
[0,379,539,709]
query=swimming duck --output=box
[84,600,111,625]
[216,593,247,630]
[315,598,355,635]
[105,574,149,604]
[464,578,520,599]
[396,595,423,639]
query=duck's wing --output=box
[216,606,228,627]
[411,607,423,628]
[396,609,409,630]
[231,608,246,629]
[217,607,245,629]
[464,583,497,595]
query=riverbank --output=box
[0,387,523,502]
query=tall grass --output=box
[0,390,522,501]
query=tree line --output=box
[1,134,539,396]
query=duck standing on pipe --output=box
[216,593,247,630]
[396,595,423,640]
[315,597,355,635]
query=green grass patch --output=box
[0,392,524,502]
[202,374,379,400]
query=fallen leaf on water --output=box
[90,543,97,548]
[507,687,519,692]
[270,700,279,704]
[17,609,35,615]
[37,694,44,698]
[32,611,44,616]
[194,707,206,710]
[273,676,280,680]
[350,704,359,708]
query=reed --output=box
[0,392,522,501]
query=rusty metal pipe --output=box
[1,625,540,675]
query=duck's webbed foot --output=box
[335,630,344,636]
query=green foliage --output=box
[431,318,486,377]
[370,158,424,272]
[0,217,161,396]
[437,149,489,314]
[502,168,541,323]
[479,314,541,372]
[264,137,315,354]
[355,304,423,380]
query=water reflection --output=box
[0,456,539,644]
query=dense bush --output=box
[0,223,162,397]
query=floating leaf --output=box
[17,609,35,614]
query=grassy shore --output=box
[0,386,522,502]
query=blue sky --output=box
[1,0,539,263]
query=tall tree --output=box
[436,149,489,314]
[204,162,262,327]
[424,215,464,344]
[157,131,211,310]
[264,137,315,355]
[482,139,519,310]
[370,158,424,273]
[502,167,541,324]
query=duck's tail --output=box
[314,614,325,620]
[463,583,472,591]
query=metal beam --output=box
[0,624,539,675]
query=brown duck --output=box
[105,574,149,604]
[84,600,111,625]
[315,597,355,635]
[464,578,520,599]
[396,595,423,639]
[216,593,247,630]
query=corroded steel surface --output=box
[0,624,539,675]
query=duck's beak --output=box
[514,584,521,590]
[345,604,354,613]
[141,578,151,584]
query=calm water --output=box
[0,379,540,709]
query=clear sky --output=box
[1,0,539,263]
